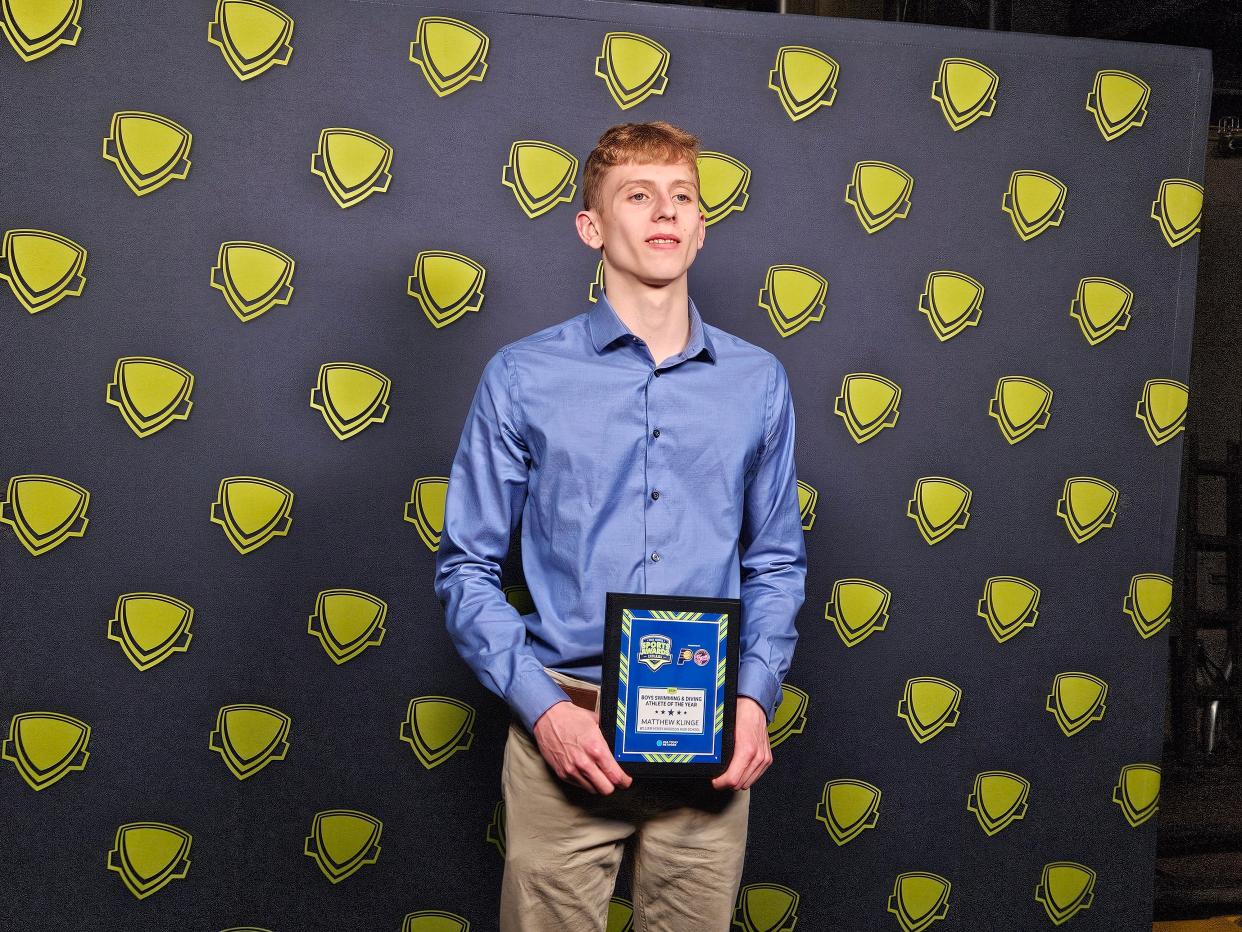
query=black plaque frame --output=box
[600,591,741,779]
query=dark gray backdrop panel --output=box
[0,0,1208,929]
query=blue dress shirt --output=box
[433,291,807,734]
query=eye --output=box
[675,193,693,202]
[630,192,648,201]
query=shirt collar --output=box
[587,288,717,363]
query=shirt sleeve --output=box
[432,348,570,733]
[737,356,807,724]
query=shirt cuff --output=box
[738,658,782,725]
[508,668,571,733]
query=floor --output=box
[1154,759,1242,922]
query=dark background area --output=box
[641,0,1242,923]
[651,0,1242,123]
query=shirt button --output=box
[654,369,662,377]
[651,551,661,562]
[651,490,660,500]
[652,428,660,438]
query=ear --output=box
[575,208,605,250]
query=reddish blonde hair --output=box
[582,121,700,216]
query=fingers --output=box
[711,751,747,790]
[712,742,773,790]
[600,747,633,789]
[548,728,630,794]
[563,742,628,794]
[738,745,773,790]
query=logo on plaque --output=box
[637,634,673,671]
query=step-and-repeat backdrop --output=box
[0,0,1209,929]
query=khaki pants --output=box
[499,671,750,932]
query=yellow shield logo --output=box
[1150,178,1203,247]
[207,0,294,81]
[815,778,881,846]
[907,477,971,545]
[918,271,984,342]
[697,151,750,227]
[309,588,388,664]
[400,696,475,770]
[409,16,489,97]
[1086,70,1149,141]
[845,161,913,233]
[607,897,634,932]
[1123,573,1172,639]
[503,583,535,616]
[107,592,194,671]
[966,771,1029,836]
[1112,763,1160,827]
[768,45,838,122]
[107,822,192,899]
[768,683,808,749]
[106,356,194,437]
[405,476,448,551]
[976,576,1039,643]
[0,228,87,314]
[732,882,799,932]
[931,58,998,131]
[588,258,606,303]
[408,250,486,328]
[988,376,1052,444]
[1046,672,1108,736]
[310,362,391,440]
[825,578,891,647]
[887,872,951,932]
[2,711,90,790]
[1001,170,1066,240]
[595,32,670,110]
[486,798,506,858]
[1056,476,1118,543]
[898,677,961,743]
[210,475,294,553]
[1135,378,1188,445]
[400,911,471,932]
[0,0,81,61]
[209,703,291,780]
[502,140,579,219]
[304,809,382,883]
[797,479,817,531]
[758,264,828,337]
[311,128,393,208]
[102,111,193,196]
[1069,276,1132,345]
[0,473,90,556]
[1035,862,1095,925]
[835,373,900,444]
[210,240,296,322]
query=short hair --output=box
[582,121,700,216]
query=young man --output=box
[433,121,806,931]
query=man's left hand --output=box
[711,696,772,791]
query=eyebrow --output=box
[620,178,697,189]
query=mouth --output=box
[645,235,680,248]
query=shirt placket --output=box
[636,337,670,593]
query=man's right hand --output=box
[531,700,633,795]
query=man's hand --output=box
[531,700,633,795]
[711,696,772,791]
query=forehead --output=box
[606,159,698,190]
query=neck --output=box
[601,260,690,363]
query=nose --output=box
[652,191,677,220]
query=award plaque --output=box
[600,591,740,779]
